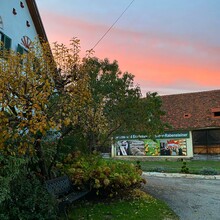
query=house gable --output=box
[26,0,48,42]
[0,0,48,52]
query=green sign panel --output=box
[115,131,189,140]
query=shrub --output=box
[199,167,218,175]
[58,152,145,198]
[0,156,57,220]
[180,161,189,173]
[136,161,141,170]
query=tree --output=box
[0,39,92,178]
[0,41,56,176]
[74,57,168,151]
[0,38,168,178]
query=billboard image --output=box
[115,132,189,156]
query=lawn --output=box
[63,159,219,220]
[66,191,179,220]
[139,160,220,174]
[114,159,220,174]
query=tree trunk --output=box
[35,138,48,179]
[88,133,97,153]
[48,126,73,178]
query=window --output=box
[0,32,11,50]
[0,32,12,57]
[17,44,28,64]
[0,32,2,43]
[214,111,220,117]
[211,108,220,118]
[183,113,191,118]
[17,44,28,55]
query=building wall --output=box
[161,90,220,156]
[187,131,193,157]
[0,0,39,51]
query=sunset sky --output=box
[36,0,220,96]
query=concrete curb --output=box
[142,172,220,180]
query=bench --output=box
[45,175,89,215]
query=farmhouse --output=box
[0,0,47,53]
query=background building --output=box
[161,90,220,156]
[112,90,220,159]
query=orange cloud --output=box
[40,10,220,94]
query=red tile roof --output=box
[161,90,220,130]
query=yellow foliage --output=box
[0,37,108,155]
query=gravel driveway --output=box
[142,174,220,220]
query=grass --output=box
[114,159,220,174]
[66,191,179,220]
[139,160,220,174]
[63,159,219,220]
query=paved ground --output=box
[142,173,220,220]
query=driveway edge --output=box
[142,172,220,180]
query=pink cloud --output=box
[40,10,220,94]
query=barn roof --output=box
[161,90,220,130]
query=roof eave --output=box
[26,0,48,43]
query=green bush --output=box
[180,161,189,173]
[199,167,218,175]
[58,152,145,198]
[0,156,57,220]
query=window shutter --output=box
[4,35,11,50]
[0,32,4,51]
[0,33,11,58]
[17,44,24,54]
